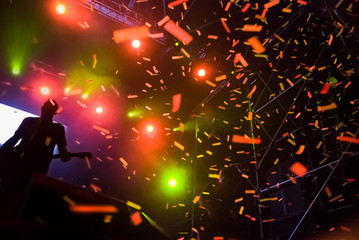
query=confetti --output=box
[289,162,307,177]
[70,205,118,213]
[337,136,359,145]
[130,212,143,226]
[126,200,142,210]
[242,25,263,32]
[248,37,266,53]
[113,26,149,43]
[234,53,249,67]
[320,83,331,94]
[232,135,261,144]
[164,20,193,45]
[220,18,231,33]
[174,141,185,150]
[295,145,305,155]
[264,0,280,9]
[317,102,337,112]
[168,0,188,8]
[172,93,182,112]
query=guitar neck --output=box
[52,152,92,159]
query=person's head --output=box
[218,167,240,186]
[41,99,58,118]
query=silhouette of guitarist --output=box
[0,99,71,217]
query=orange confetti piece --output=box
[172,93,181,112]
[320,83,331,94]
[157,15,170,27]
[208,35,218,39]
[70,205,118,214]
[113,26,149,43]
[248,36,266,53]
[130,212,143,226]
[297,0,307,5]
[289,162,307,177]
[234,53,248,67]
[92,125,110,135]
[164,20,193,45]
[168,0,188,8]
[220,18,231,33]
[232,135,261,144]
[247,85,257,98]
[295,145,305,155]
[242,3,251,12]
[174,141,184,150]
[337,136,359,145]
[242,24,263,32]
[264,0,280,9]
[317,102,337,112]
[224,1,231,11]
[245,190,256,194]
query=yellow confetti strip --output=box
[193,196,200,204]
[63,195,76,206]
[174,141,184,151]
[126,200,142,210]
[104,215,113,223]
[239,206,244,215]
[209,173,220,179]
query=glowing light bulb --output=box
[40,86,50,95]
[198,69,206,77]
[132,40,141,48]
[96,106,103,114]
[55,3,66,15]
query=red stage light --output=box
[96,106,103,114]
[55,3,66,15]
[198,69,206,77]
[146,125,154,133]
[40,86,50,95]
[132,40,141,48]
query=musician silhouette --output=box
[0,99,70,217]
[198,166,249,239]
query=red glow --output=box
[40,86,50,95]
[132,40,141,48]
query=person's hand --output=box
[61,151,71,162]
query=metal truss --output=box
[74,0,166,45]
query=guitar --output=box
[0,148,92,179]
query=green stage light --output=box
[11,66,20,75]
[168,178,177,188]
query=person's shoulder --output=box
[52,122,65,129]
[22,117,39,123]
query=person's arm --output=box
[58,145,71,162]
[57,124,71,162]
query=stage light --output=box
[11,67,20,75]
[132,40,141,48]
[168,177,177,188]
[146,125,154,133]
[96,106,103,114]
[198,69,206,77]
[40,86,50,95]
[82,93,88,99]
[55,3,66,15]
